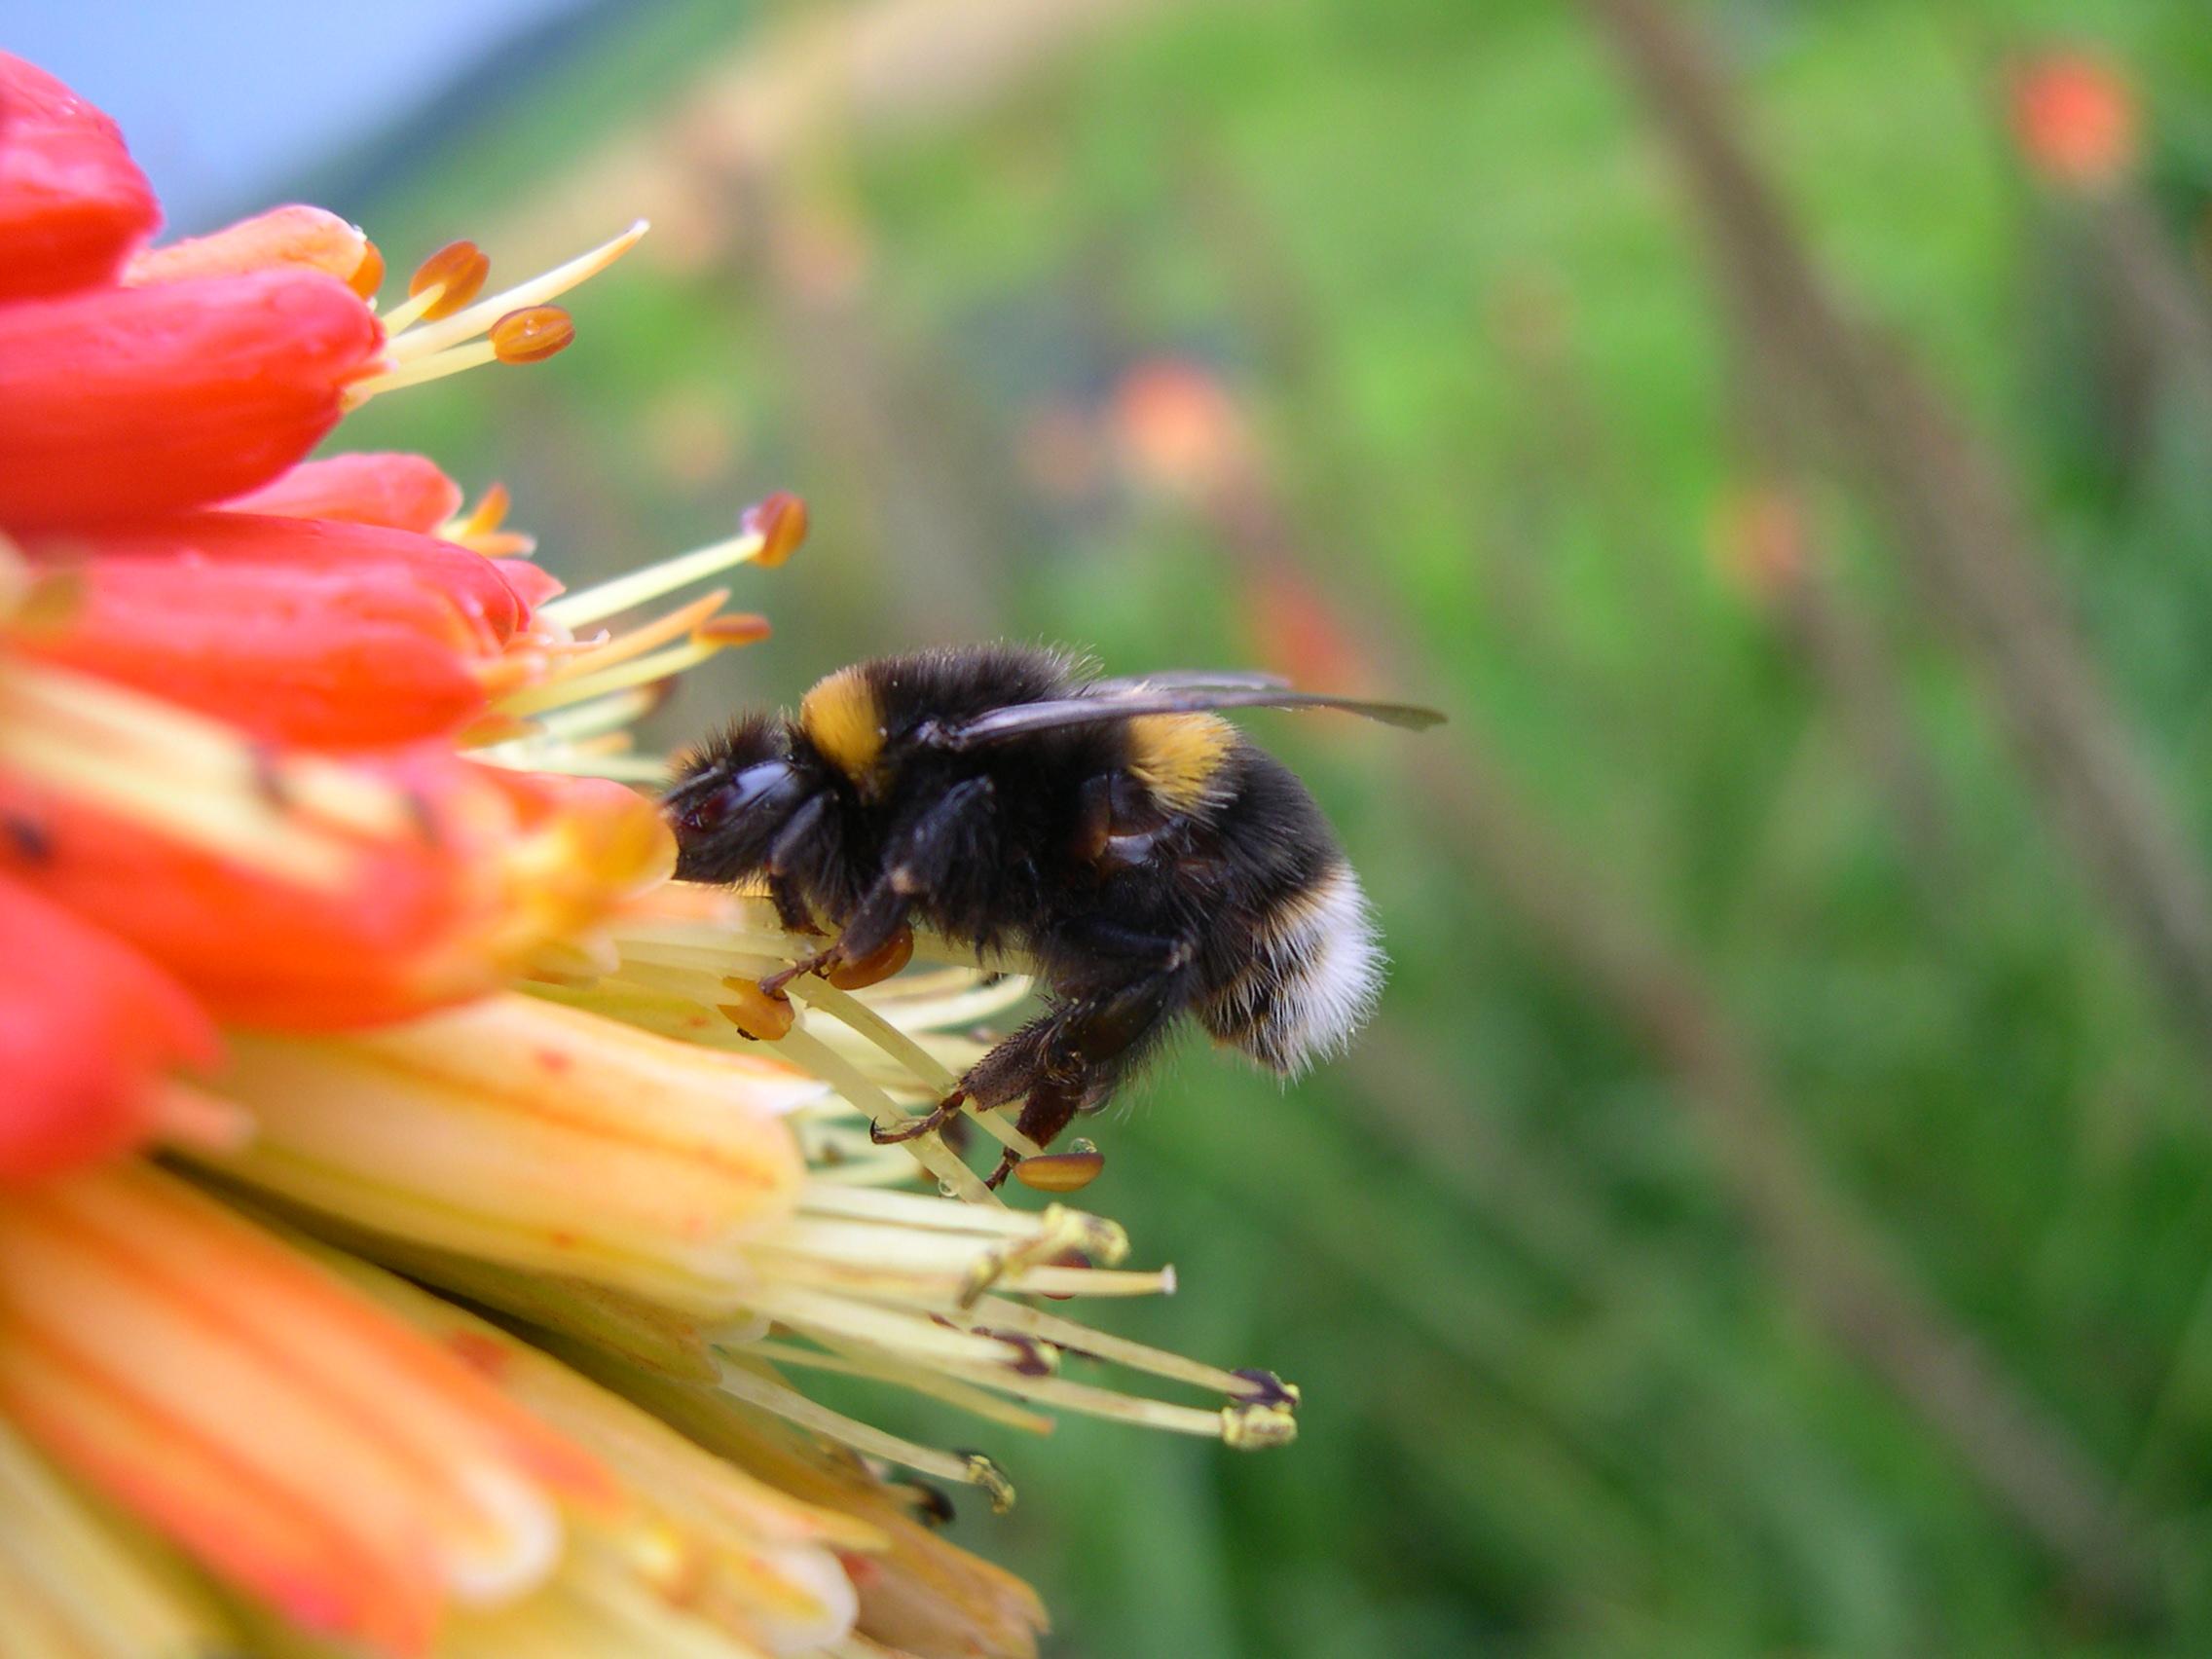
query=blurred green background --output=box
[328,0,2212,1650]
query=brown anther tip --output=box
[991,1332,1057,1379]
[744,491,809,568]
[825,925,912,990]
[490,305,574,365]
[960,1453,1016,1515]
[1230,1368,1302,1412]
[1011,1149,1106,1194]
[716,977,796,1042]
[1034,1246,1091,1302]
[409,238,490,319]
[694,612,774,648]
[1222,1401,1299,1452]
[900,1480,957,1528]
[350,240,386,300]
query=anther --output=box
[350,240,386,300]
[1221,1401,1299,1452]
[958,1452,1016,1515]
[718,977,797,1042]
[1012,1147,1106,1194]
[743,492,809,568]
[693,612,774,647]
[490,305,575,364]
[989,1332,1059,1378]
[826,924,913,990]
[409,239,491,320]
[899,1480,956,1528]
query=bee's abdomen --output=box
[1198,861,1383,1075]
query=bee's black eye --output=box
[670,759,805,833]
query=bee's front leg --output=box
[763,775,996,1001]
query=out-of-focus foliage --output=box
[336,0,2212,1651]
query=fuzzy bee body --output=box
[665,645,1432,1182]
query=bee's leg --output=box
[763,777,996,1000]
[982,940,1198,1187]
[870,1008,1051,1147]
[767,873,823,936]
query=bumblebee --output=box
[663,645,1440,1186]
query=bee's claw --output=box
[869,1090,966,1146]
[759,945,838,1000]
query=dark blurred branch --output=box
[1579,0,2212,1084]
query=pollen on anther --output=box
[719,977,796,1042]
[410,239,491,319]
[1012,1149,1106,1194]
[490,305,575,364]
[826,925,912,990]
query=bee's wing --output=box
[922,685,1446,751]
[1085,669,1292,695]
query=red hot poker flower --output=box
[0,876,218,1182]
[0,268,384,527]
[2009,49,2141,190]
[0,53,159,301]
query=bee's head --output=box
[663,714,821,882]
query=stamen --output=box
[390,219,646,361]
[341,340,498,405]
[497,633,729,718]
[788,981,1043,1162]
[764,1027,996,1204]
[410,239,492,320]
[490,305,574,365]
[968,1294,1270,1399]
[712,1360,1014,1505]
[538,591,728,685]
[737,1340,1055,1435]
[796,1185,1075,1238]
[538,515,783,630]
[930,1360,1263,1444]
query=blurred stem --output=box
[1578,0,2212,1090]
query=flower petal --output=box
[0,746,672,1029]
[124,203,371,289]
[221,451,464,533]
[32,509,525,643]
[0,876,218,1182]
[196,994,814,1310]
[18,556,494,748]
[0,55,159,301]
[0,271,381,527]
